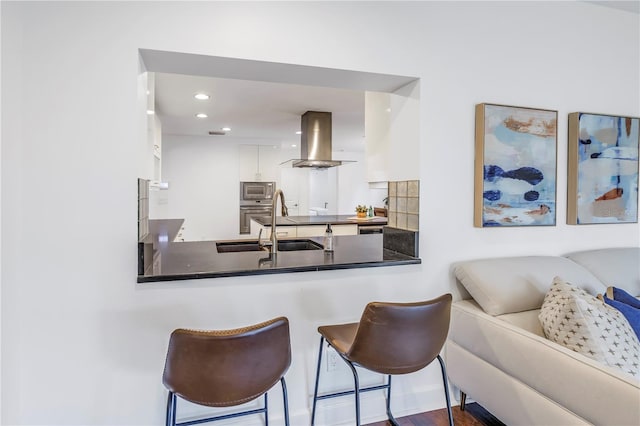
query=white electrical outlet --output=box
[326,348,339,372]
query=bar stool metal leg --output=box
[166,391,177,426]
[384,375,399,426]
[280,377,290,426]
[166,391,174,426]
[437,355,454,426]
[344,359,361,426]
[310,336,325,426]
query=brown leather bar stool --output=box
[311,294,454,426]
[162,317,291,426]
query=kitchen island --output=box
[137,218,418,283]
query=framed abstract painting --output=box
[474,103,558,227]
[567,113,639,224]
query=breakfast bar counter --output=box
[137,233,420,283]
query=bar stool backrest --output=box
[162,316,291,407]
[347,294,452,375]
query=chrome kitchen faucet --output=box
[270,189,288,255]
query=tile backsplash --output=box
[387,180,419,231]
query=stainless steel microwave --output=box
[240,181,275,201]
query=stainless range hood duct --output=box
[292,111,344,168]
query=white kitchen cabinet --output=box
[365,91,391,183]
[251,220,358,239]
[333,224,358,235]
[250,221,296,239]
[239,145,259,181]
[239,145,280,182]
[296,225,322,237]
[251,223,359,239]
[295,224,357,237]
[144,72,163,182]
[365,81,419,183]
[272,227,296,238]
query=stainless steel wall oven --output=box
[239,182,275,234]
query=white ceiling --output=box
[154,72,367,152]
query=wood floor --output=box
[364,403,505,426]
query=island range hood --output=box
[285,111,353,168]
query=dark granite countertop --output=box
[251,214,387,227]
[137,233,420,283]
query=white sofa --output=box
[446,247,640,426]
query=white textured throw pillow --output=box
[539,276,640,380]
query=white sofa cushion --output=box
[566,247,640,297]
[454,256,606,316]
[539,276,640,380]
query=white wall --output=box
[1,1,638,425]
[158,134,241,240]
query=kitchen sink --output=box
[277,239,324,251]
[216,239,323,253]
[216,241,264,253]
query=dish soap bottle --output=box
[324,223,334,252]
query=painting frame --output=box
[567,112,639,225]
[474,103,558,228]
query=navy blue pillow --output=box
[603,295,640,341]
[609,286,640,309]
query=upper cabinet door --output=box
[365,91,391,183]
[238,145,280,182]
[365,81,420,183]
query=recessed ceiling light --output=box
[194,93,210,100]
[295,131,302,135]
[196,113,208,118]
[222,127,231,132]
[146,110,155,115]
[291,144,297,148]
